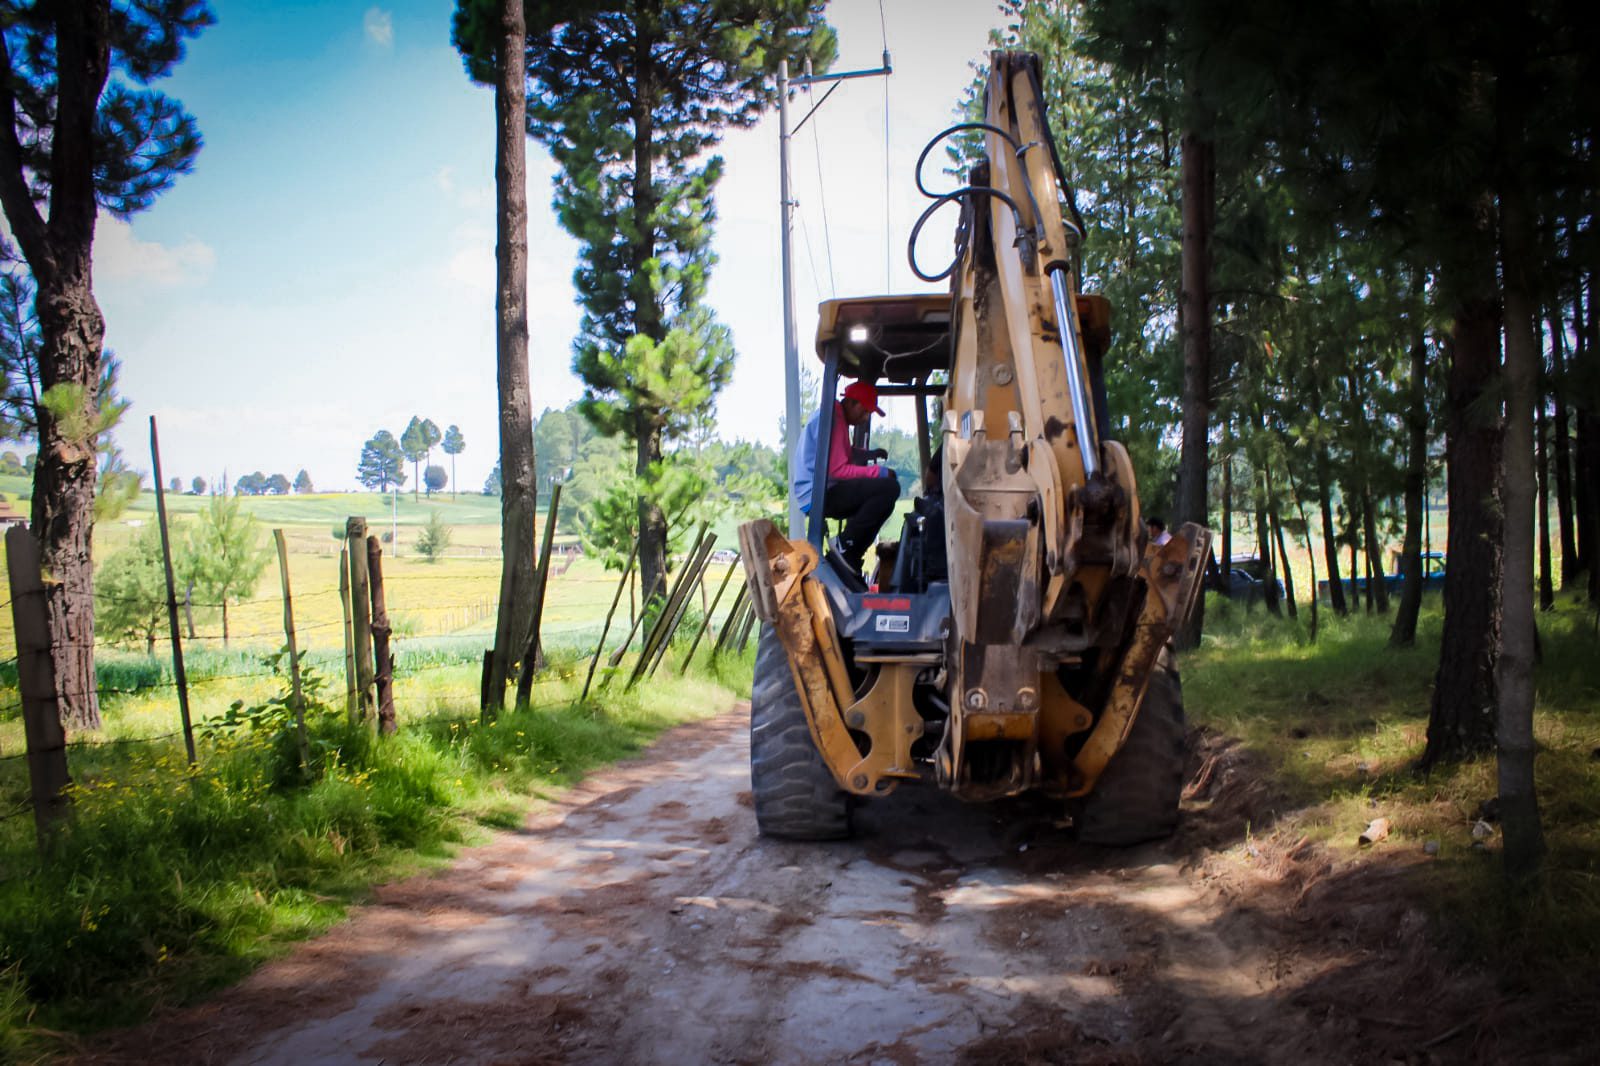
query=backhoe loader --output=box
[738,52,1211,843]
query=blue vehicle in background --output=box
[1318,551,1447,602]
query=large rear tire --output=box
[750,624,853,840]
[1073,649,1186,846]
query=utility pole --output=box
[778,51,891,537]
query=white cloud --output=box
[93,216,215,287]
[363,7,393,48]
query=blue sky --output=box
[96,1,1006,493]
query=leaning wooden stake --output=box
[581,541,638,703]
[346,518,376,721]
[366,535,397,734]
[633,532,716,687]
[680,555,739,675]
[5,526,71,847]
[514,483,562,708]
[149,417,195,764]
[338,546,356,717]
[709,580,749,662]
[273,529,310,772]
[607,572,664,671]
[647,539,716,680]
[626,525,708,687]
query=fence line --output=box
[0,517,754,845]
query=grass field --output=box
[1186,592,1600,991]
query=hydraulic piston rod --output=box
[1047,265,1099,477]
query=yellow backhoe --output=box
[739,52,1210,843]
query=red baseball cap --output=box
[842,380,885,416]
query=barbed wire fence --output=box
[0,509,754,849]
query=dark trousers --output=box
[823,476,899,565]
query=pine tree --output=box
[95,521,169,654]
[400,416,428,501]
[0,1,212,729]
[463,0,834,604]
[442,424,465,498]
[185,495,268,646]
[358,430,405,492]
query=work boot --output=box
[835,536,867,577]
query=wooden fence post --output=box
[514,483,561,707]
[346,518,375,721]
[581,542,638,703]
[5,526,71,847]
[149,416,195,764]
[273,529,310,772]
[339,546,356,717]
[366,535,397,735]
[680,555,739,675]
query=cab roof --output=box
[815,293,952,382]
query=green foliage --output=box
[184,496,270,634]
[293,469,313,494]
[482,460,501,496]
[0,654,743,1043]
[423,464,447,495]
[441,424,465,457]
[357,429,405,492]
[190,475,206,495]
[1186,598,1600,995]
[95,522,171,652]
[203,651,341,787]
[477,1,835,578]
[415,509,452,562]
[400,416,441,498]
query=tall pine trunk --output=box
[1494,138,1546,879]
[1421,277,1502,769]
[629,15,669,607]
[1175,128,1214,646]
[1316,445,1346,615]
[1254,475,1280,617]
[485,0,538,714]
[1361,484,1389,613]
[1537,389,1553,610]
[1549,304,1576,585]
[1220,427,1233,579]
[5,4,121,732]
[636,416,668,613]
[1391,333,1429,646]
[1271,506,1296,621]
[1578,274,1600,599]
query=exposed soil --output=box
[68,710,1594,1065]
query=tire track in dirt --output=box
[71,711,1594,1065]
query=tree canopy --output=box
[456,0,834,602]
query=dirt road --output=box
[78,707,1581,1065]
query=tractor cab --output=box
[805,293,954,656]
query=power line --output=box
[805,86,838,299]
[880,0,893,291]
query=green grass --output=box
[1185,591,1600,992]
[0,639,755,1058]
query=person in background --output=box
[793,380,898,574]
[1146,516,1172,547]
